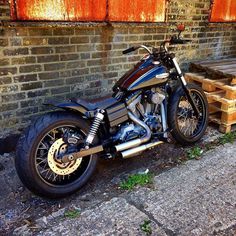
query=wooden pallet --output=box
[190,58,236,85]
[208,113,236,133]
[185,72,236,133]
[185,73,236,99]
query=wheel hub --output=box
[47,138,82,175]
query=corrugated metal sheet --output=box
[11,0,107,21]
[210,0,236,22]
[108,0,165,22]
[10,0,166,22]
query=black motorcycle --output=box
[15,25,208,198]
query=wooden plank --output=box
[219,124,236,133]
[185,73,236,100]
[219,69,236,75]
[209,64,236,70]
[209,114,236,133]
[197,58,236,66]
[190,64,236,80]
[190,58,236,77]
[231,78,236,85]
[205,93,236,112]
[198,60,236,67]
[206,66,236,77]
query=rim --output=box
[35,125,91,186]
[176,89,206,138]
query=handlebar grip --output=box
[170,37,192,45]
[122,47,137,54]
[183,39,192,43]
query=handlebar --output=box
[122,46,138,54]
[122,45,152,55]
[122,36,192,55]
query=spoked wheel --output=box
[15,112,98,198]
[168,83,209,145]
[36,126,87,185]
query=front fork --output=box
[171,56,200,116]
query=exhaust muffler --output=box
[121,140,163,159]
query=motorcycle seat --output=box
[72,94,118,111]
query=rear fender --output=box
[44,101,89,117]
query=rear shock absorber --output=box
[85,110,104,147]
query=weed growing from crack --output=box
[187,147,203,160]
[64,209,80,218]
[184,131,236,162]
[140,220,152,235]
[218,132,236,145]
[119,173,153,190]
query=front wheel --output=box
[168,83,209,145]
[15,111,98,198]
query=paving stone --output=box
[36,197,166,236]
[127,142,236,236]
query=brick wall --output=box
[0,0,236,137]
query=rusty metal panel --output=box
[11,0,107,21]
[210,0,236,22]
[108,0,166,22]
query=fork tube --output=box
[172,56,200,116]
[161,102,168,138]
[172,57,187,86]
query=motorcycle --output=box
[15,25,208,198]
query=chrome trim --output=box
[121,141,163,158]
[140,45,152,54]
[161,102,168,138]
[127,95,141,114]
[172,57,187,86]
[155,73,169,79]
[152,61,160,65]
[115,111,151,152]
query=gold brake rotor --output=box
[47,138,82,175]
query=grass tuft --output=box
[187,146,203,160]
[140,220,152,235]
[64,209,80,218]
[218,132,236,145]
[119,173,153,190]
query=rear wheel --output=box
[168,83,208,145]
[15,111,98,198]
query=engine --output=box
[113,88,165,143]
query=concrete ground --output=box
[0,127,236,236]
[10,135,236,235]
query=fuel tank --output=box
[113,56,169,92]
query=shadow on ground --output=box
[0,126,221,235]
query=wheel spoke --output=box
[177,90,205,138]
[37,159,47,165]
[35,124,89,186]
[38,142,48,150]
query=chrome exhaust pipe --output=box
[115,112,151,152]
[121,140,163,159]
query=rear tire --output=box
[15,111,98,199]
[168,83,208,145]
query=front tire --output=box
[168,83,209,145]
[15,111,98,198]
